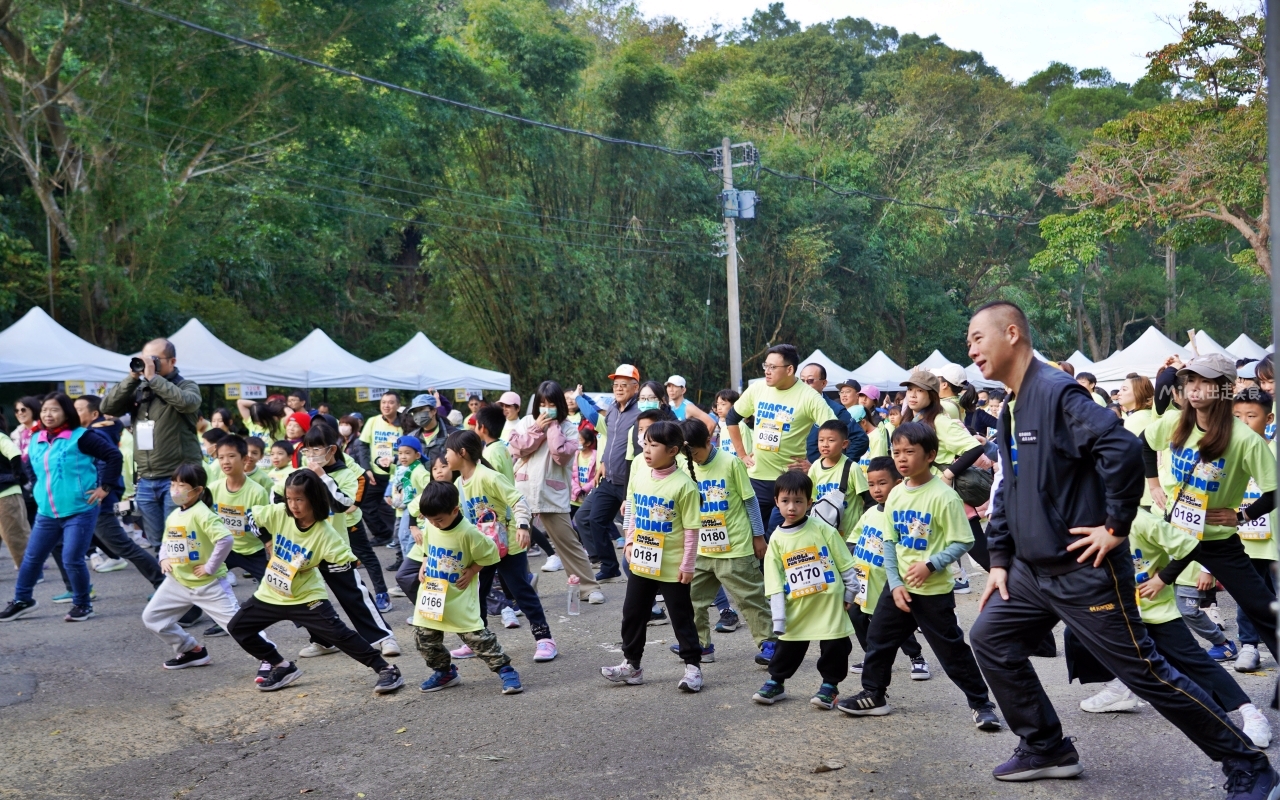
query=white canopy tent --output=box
[0,306,131,382]
[168,319,305,386]
[851,351,910,392]
[915,350,952,371]
[798,348,857,385]
[1192,330,1232,357]
[1092,326,1192,382]
[965,363,1003,390]
[1228,334,1269,361]
[1066,351,1095,372]
[373,332,510,391]
[264,329,417,389]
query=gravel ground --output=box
[0,545,1275,800]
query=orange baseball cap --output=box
[609,364,640,381]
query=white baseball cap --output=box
[931,363,968,388]
[665,375,686,388]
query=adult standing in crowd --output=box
[510,380,604,604]
[967,301,1277,795]
[404,392,454,463]
[1,394,121,622]
[102,338,202,549]
[726,345,836,533]
[0,417,28,568]
[664,375,715,432]
[359,391,401,545]
[11,396,40,461]
[576,365,642,582]
[798,362,866,464]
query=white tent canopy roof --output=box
[851,350,909,391]
[916,350,952,371]
[799,349,856,385]
[373,332,510,390]
[966,363,1003,390]
[0,306,131,382]
[1228,334,1269,361]
[168,319,305,386]
[264,329,418,389]
[1066,350,1095,371]
[1192,330,1232,357]
[1092,326,1192,382]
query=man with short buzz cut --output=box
[797,363,866,467]
[103,337,202,550]
[966,300,1278,797]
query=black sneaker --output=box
[177,606,204,628]
[164,647,212,670]
[647,607,668,626]
[254,661,274,684]
[909,655,931,680]
[973,703,1002,731]
[714,608,740,633]
[1223,759,1280,800]
[64,604,94,622]
[386,556,402,573]
[374,664,404,694]
[836,689,891,716]
[992,736,1083,781]
[203,623,229,637]
[0,599,37,622]
[849,660,864,674]
[257,662,303,692]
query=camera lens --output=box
[130,357,144,372]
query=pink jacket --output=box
[508,416,579,514]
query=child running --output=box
[205,434,272,636]
[411,480,524,695]
[752,471,858,709]
[601,420,705,692]
[226,469,403,693]
[142,463,253,669]
[847,456,930,680]
[838,422,1001,730]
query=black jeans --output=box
[972,552,1267,768]
[1068,618,1250,712]
[769,637,852,685]
[621,573,699,668]
[226,549,268,581]
[396,556,421,601]
[311,560,394,647]
[359,487,394,543]
[587,480,626,574]
[478,550,551,641]
[863,588,990,709]
[229,596,387,672]
[346,521,388,595]
[1180,535,1278,660]
[849,602,921,660]
[966,517,990,572]
[751,478,781,538]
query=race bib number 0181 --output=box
[629,532,664,577]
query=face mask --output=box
[850,405,866,423]
[338,424,352,437]
[169,485,191,504]
[413,410,433,426]
[542,407,558,420]
[638,399,660,412]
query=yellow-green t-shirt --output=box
[849,504,891,614]
[210,477,270,555]
[360,415,403,476]
[244,466,274,495]
[162,501,231,589]
[251,503,354,606]
[941,396,962,421]
[625,466,703,583]
[717,420,754,459]
[733,380,836,481]
[933,414,980,465]
[861,422,893,471]
[808,455,868,538]
[690,450,755,559]
[763,515,856,641]
[204,460,222,486]
[885,476,972,596]
[1129,508,1199,625]
[245,420,282,448]
[1124,408,1155,507]
[457,463,528,557]
[413,514,501,633]
[119,428,136,500]
[1240,440,1277,560]
[268,466,295,500]
[484,440,516,484]
[1144,413,1277,541]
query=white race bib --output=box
[264,552,304,598]
[1171,486,1208,538]
[629,532,664,577]
[413,578,447,624]
[218,504,246,537]
[755,419,782,452]
[784,546,828,598]
[698,513,730,554]
[164,535,190,562]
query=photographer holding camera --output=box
[102,338,202,550]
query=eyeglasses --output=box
[800,377,817,385]
[302,447,330,460]
[761,362,791,374]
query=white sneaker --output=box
[678,664,703,693]
[1242,704,1272,748]
[1080,678,1138,713]
[501,607,520,628]
[94,557,128,573]
[601,660,643,685]
[379,637,401,657]
[587,591,606,604]
[298,642,340,658]
[541,554,563,572]
[1236,644,1262,672]
[388,586,406,598]
[226,571,239,587]
[89,552,107,572]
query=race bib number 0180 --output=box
[784,546,829,598]
[629,532,664,577]
[698,513,730,554]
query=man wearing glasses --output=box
[798,363,866,467]
[725,345,836,534]
[574,365,643,582]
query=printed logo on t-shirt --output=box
[697,479,730,513]
[634,493,677,533]
[756,403,795,431]
[272,534,314,566]
[892,509,932,551]
[424,544,464,583]
[464,494,496,525]
[1170,447,1224,492]
[854,524,887,567]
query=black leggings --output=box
[622,573,699,668]
[967,517,990,571]
[229,596,387,671]
[1182,535,1278,660]
[346,521,388,595]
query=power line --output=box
[111,0,710,165]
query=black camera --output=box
[130,355,160,373]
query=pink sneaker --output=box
[450,644,476,659]
[534,639,558,662]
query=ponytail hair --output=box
[445,430,494,471]
[172,462,214,508]
[646,420,696,484]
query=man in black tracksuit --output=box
[965,301,1275,797]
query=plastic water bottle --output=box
[567,575,581,616]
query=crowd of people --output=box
[1,304,1279,798]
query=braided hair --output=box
[646,420,696,484]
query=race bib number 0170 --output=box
[784,546,828,598]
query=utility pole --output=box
[722,137,742,392]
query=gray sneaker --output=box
[1235,643,1262,672]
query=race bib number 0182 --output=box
[1171,487,1207,539]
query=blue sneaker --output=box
[669,642,715,662]
[1208,640,1239,662]
[499,665,523,694]
[755,639,776,666]
[1223,760,1280,800]
[52,587,94,605]
[374,592,393,613]
[419,665,461,693]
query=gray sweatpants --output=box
[1176,585,1227,647]
[142,575,248,655]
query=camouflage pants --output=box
[414,625,510,673]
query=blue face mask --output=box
[850,405,866,423]
[638,399,660,412]
[542,407,558,420]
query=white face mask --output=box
[338,424,353,437]
[169,485,192,504]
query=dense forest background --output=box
[0,0,1269,398]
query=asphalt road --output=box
[1,545,1275,800]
